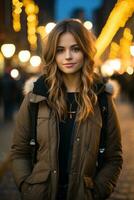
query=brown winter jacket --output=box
[10,76,123,200]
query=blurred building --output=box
[0,0,12,45]
[54,0,103,22]
[35,0,55,24]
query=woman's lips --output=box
[63,63,76,68]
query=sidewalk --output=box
[108,100,134,200]
[0,99,134,200]
[0,107,20,200]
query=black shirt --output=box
[58,92,78,185]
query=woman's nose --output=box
[65,50,72,59]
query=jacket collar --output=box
[33,75,49,97]
[30,74,111,103]
[29,75,48,103]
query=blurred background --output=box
[0,0,134,199]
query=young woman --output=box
[10,19,123,200]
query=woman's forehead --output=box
[57,32,78,46]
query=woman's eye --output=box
[56,48,64,53]
[72,47,80,52]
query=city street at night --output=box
[0,0,134,199]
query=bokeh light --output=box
[1,44,16,58]
[10,68,20,79]
[45,22,56,34]
[30,55,41,67]
[18,50,31,62]
[83,21,93,30]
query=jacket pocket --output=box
[25,169,50,183]
[21,170,50,200]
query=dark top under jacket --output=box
[58,92,78,186]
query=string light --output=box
[12,0,23,32]
[23,0,39,50]
[109,42,120,59]
[119,28,133,71]
[96,0,134,58]
[12,0,39,50]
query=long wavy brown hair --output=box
[43,19,97,122]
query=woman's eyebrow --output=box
[57,46,64,48]
[57,44,79,48]
[71,44,79,47]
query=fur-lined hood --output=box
[23,74,114,97]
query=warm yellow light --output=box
[27,21,38,27]
[28,27,36,34]
[1,44,16,58]
[126,66,134,75]
[109,42,120,59]
[12,0,19,4]
[12,12,19,18]
[35,5,39,14]
[0,52,4,62]
[12,0,23,7]
[0,52,4,74]
[101,64,114,77]
[45,22,56,34]
[13,21,21,32]
[96,0,134,58]
[101,59,121,76]
[22,0,30,7]
[18,50,31,62]
[12,0,23,32]
[27,14,36,22]
[37,26,46,39]
[25,3,35,14]
[14,8,22,14]
[114,59,121,71]
[23,0,39,50]
[83,21,93,30]
[10,69,20,79]
[28,35,37,44]
[130,45,134,56]
[37,26,45,34]
[30,55,41,67]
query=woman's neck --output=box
[63,73,81,92]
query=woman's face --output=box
[55,32,84,75]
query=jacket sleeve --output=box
[93,95,123,199]
[10,93,33,190]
